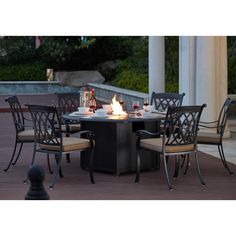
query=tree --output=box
[0,36,36,65]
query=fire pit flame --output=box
[111,94,127,116]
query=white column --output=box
[196,36,216,121]
[179,36,229,136]
[148,36,165,95]
[195,36,228,122]
[215,37,228,115]
[179,36,196,105]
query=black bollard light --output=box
[25,165,49,200]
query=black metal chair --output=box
[135,104,206,190]
[150,92,185,132]
[151,92,186,167]
[27,105,95,189]
[57,92,81,163]
[150,92,185,112]
[4,96,35,171]
[196,98,234,175]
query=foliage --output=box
[89,36,134,61]
[111,36,179,93]
[0,62,47,81]
[0,36,36,65]
[165,81,178,93]
[37,36,96,70]
[111,37,148,92]
[72,36,139,71]
[0,36,96,81]
[1,36,235,95]
[0,36,178,90]
[112,70,148,93]
[38,36,133,71]
[97,60,117,82]
[0,37,48,81]
[165,36,179,92]
[227,36,236,94]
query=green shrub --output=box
[166,81,178,93]
[111,37,179,93]
[228,57,236,94]
[227,37,236,94]
[110,37,149,92]
[111,70,148,93]
[0,62,47,81]
[0,36,36,65]
[165,36,179,92]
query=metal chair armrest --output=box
[78,130,95,148]
[136,130,164,138]
[74,130,95,139]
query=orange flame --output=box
[111,94,127,116]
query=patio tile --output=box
[1,95,236,200]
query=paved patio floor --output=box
[1,94,236,200]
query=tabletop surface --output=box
[63,111,165,123]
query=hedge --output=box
[0,62,47,81]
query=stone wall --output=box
[54,71,105,87]
[0,81,78,94]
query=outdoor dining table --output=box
[63,111,165,175]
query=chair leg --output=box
[4,140,18,171]
[12,143,23,165]
[166,155,169,164]
[50,154,63,189]
[135,149,141,183]
[173,155,179,179]
[47,154,53,174]
[217,145,227,168]
[194,151,205,186]
[66,153,71,163]
[183,154,190,175]
[55,155,64,178]
[218,144,234,176]
[163,155,173,191]
[89,148,95,184]
[66,133,71,163]
[31,148,37,166]
[180,154,186,168]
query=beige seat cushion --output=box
[197,132,221,144]
[17,129,35,141]
[39,137,91,152]
[140,138,194,153]
[61,124,81,133]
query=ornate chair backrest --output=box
[163,105,206,150]
[5,96,25,133]
[151,92,185,111]
[28,105,62,149]
[57,93,81,115]
[217,98,234,136]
